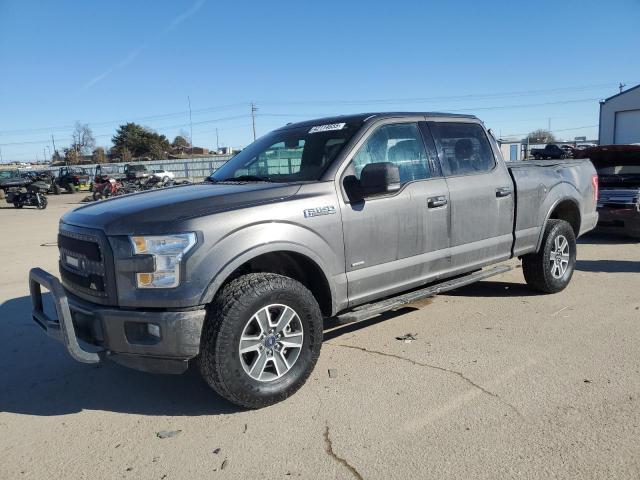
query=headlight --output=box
[130,233,196,288]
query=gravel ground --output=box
[1,193,639,479]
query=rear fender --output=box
[535,183,581,251]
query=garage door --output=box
[614,109,640,144]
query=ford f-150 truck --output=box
[29,113,598,408]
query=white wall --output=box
[600,86,640,144]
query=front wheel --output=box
[199,273,323,408]
[36,194,48,209]
[522,219,576,293]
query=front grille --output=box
[58,234,102,261]
[60,266,105,293]
[58,227,116,304]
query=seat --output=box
[387,139,427,183]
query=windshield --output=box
[0,170,18,179]
[209,121,362,183]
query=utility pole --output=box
[188,96,193,155]
[216,128,219,151]
[51,134,57,158]
[0,147,3,163]
[251,102,258,141]
[43,147,47,163]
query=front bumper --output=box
[29,267,207,374]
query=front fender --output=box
[197,221,346,313]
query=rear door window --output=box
[431,122,496,176]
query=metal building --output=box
[599,84,640,144]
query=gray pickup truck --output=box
[29,112,598,408]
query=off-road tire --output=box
[199,273,323,409]
[522,219,576,293]
[13,201,23,208]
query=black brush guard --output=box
[29,267,102,363]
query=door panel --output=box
[339,122,451,306]
[429,121,514,272]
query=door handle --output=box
[495,187,512,197]
[427,196,448,208]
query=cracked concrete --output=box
[323,425,364,480]
[327,342,523,418]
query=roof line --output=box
[601,83,640,103]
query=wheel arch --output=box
[200,245,336,317]
[536,196,581,251]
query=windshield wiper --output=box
[220,175,272,182]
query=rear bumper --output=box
[29,267,207,374]
[596,207,640,238]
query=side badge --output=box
[304,206,337,218]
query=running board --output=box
[336,265,512,324]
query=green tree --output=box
[51,150,64,164]
[172,135,190,151]
[526,129,556,144]
[111,123,170,160]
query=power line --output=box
[1,81,628,137]
[501,124,599,138]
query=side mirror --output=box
[359,162,400,197]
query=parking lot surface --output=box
[1,193,639,479]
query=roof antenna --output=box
[619,82,626,93]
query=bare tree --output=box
[92,147,106,163]
[71,122,96,155]
[526,129,556,144]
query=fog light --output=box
[147,323,161,338]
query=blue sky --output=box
[1,0,639,162]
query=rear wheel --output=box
[522,219,576,293]
[53,184,62,195]
[199,273,323,408]
[13,201,23,208]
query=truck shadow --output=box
[0,295,240,417]
[444,280,541,298]
[1,294,419,418]
[578,232,639,245]
[575,259,640,273]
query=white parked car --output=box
[151,169,175,182]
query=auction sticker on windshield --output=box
[308,123,346,134]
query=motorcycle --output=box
[92,177,124,200]
[5,181,49,209]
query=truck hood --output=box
[62,182,301,235]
